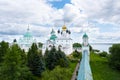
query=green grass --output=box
[90,53,120,80]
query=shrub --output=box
[99,51,108,57]
[41,66,71,80]
[71,50,82,59]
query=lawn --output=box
[90,53,120,80]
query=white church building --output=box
[17,25,73,55]
[42,24,73,55]
[18,26,36,52]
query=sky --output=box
[0,0,120,43]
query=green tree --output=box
[109,44,120,70]
[44,48,49,59]
[45,46,69,70]
[0,41,9,64]
[71,50,82,59]
[73,43,81,48]
[13,39,17,43]
[45,46,57,70]
[89,45,93,51]
[27,43,45,77]
[99,51,107,57]
[38,42,43,48]
[44,48,49,68]
[56,48,69,67]
[0,44,33,80]
[20,49,27,65]
[41,66,71,80]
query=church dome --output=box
[24,32,32,38]
[50,34,57,41]
[83,33,88,38]
[62,25,67,31]
[23,26,33,38]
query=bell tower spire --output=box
[27,24,30,31]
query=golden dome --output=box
[62,25,67,31]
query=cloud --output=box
[0,0,120,43]
[0,0,63,42]
[71,0,120,24]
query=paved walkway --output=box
[71,60,80,80]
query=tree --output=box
[38,42,43,48]
[99,51,107,57]
[0,41,9,63]
[0,44,34,80]
[71,50,82,59]
[41,66,71,80]
[109,44,120,70]
[13,39,17,43]
[45,46,69,70]
[45,46,57,70]
[44,48,49,68]
[89,45,93,51]
[20,49,27,65]
[44,48,49,59]
[73,43,81,48]
[27,43,45,77]
[56,48,69,67]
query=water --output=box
[91,44,112,53]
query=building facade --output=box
[18,27,36,52]
[42,24,73,55]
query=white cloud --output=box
[0,0,120,43]
[71,0,120,24]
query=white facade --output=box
[82,33,90,59]
[42,25,73,55]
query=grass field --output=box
[90,53,120,80]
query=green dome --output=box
[50,34,57,41]
[24,32,32,38]
[83,33,88,38]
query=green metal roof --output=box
[50,34,57,41]
[24,32,32,38]
[83,33,88,38]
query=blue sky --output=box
[49,0,71,9]
[0,0,120,43]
